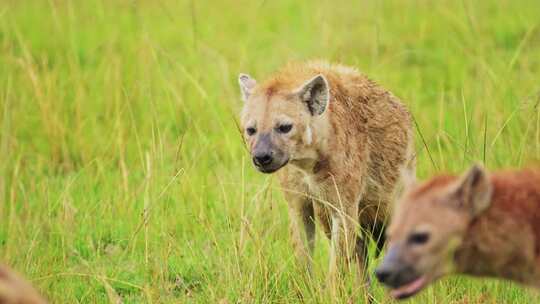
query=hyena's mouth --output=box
[255,158,289,174]
[389,275,427,300]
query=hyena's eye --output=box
[407,231,430,245]
[277,124,293,134]
[246,127,257,136]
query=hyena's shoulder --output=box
[489,169,540,242]
[490,169,540,212]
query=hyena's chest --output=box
[300,171,351,215]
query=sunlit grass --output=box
[1,0,539,302]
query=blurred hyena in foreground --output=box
[0,265,47,304]
[376,165,540,300]
[238,61,414,282]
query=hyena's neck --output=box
[455,218,538,285]
[290,117,333,173]
[310,114,332,148]
[454,178,540,285]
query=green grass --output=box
[1,0,540,303]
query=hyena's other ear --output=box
[238,73,257,102]
[454,164,493,217]
[391,167,417,213]
[295,74,330,116]
[400,167,417,190]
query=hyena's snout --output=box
[251,133,288,174]
[375,244,418,288]
[375,243,429,300]
[253,150,273,167]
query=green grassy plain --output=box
[1,0,540,303]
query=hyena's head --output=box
[238,72,329,174]
[376,165,493,300]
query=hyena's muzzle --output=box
[251,133,288,174]
[375,243,428,300]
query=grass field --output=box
[1,0,540,303]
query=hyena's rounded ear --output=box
[238,73,257,102]
[295,74,330,116]
[454,164,493,217]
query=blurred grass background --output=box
[1,0,540,303]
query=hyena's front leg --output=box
[286,193,316,273]
[328,204,360,282]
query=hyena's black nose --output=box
[375,267,391,284]
[253,152,273,166]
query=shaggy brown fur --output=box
[239,61,414,280]
[376,165,540,300]
[0,265,46,304]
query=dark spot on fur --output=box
[313,158,330,174]
[266,86,277,97]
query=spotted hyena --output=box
[239,61,414,280]
[376,165,540,300]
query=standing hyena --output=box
[238,61,414,280]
